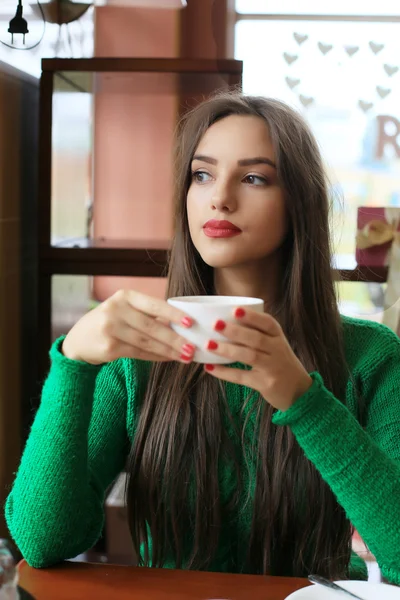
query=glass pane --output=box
[51,69,233,249]
[235,19,400,268]
[236,0,400,16]
[52,275,167,342]
[336,281,387,322]
[51,86,92,244]
[52,275,93,342]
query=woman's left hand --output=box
[204,307,313,412]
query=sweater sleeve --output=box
[4,337,132,568]
[272,336,400,585]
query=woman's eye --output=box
[192,170,212,183]
[244,174,268,186]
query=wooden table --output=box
[18,560,311,599]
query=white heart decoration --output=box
[369,41,384,54]
[318,42,333,55]
[344,45,359,57]
[283,52,298,65]
[358,100,373,112]
[384,64,399,77]
[299,95,314,108]
[376,86,391,98]
[293,32,308,45]
[285,76,300,90]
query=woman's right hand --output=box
[61,289,196,365]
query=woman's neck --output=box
[213,258,283,317]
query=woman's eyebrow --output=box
[192,155,217,165]
[192,155,276,169]
[238,157,276,169]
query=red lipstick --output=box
[203,219,242,238]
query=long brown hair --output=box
[126,92,356,578]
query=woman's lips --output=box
[203,219,242,238]
[203,228,242,238]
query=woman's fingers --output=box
[231,307,281,336]
[63,289,197,366]
[112,321,194,362]
[204,339,260,367]
[117,343,178,363]
[155,316,170,326]
[122,290,194,329]
[212,321,272,354]
[117,295,195,356]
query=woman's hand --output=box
[203,307,312,411]
[62,289,196,365]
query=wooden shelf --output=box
[42,238,169,276]
[337,265,388,283]
[42,58,243,74]
[51,237,170,249]
[45,58,244,95]
[41,249,168,277]
[41,239,389,281]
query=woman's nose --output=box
[210,181,237,212]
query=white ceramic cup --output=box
[167,295,264,364]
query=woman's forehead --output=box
[194,114,275,163]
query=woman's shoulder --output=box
[340,313,400,350]
[340,315,400,433]
[340,312,400,376]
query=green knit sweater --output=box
[4,315,400,582]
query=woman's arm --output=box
[272,337,400,585]
[5,337,132,568]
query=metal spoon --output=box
[308,575,367,599]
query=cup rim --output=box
[168,295,264,305]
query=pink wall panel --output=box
[93,6,179,301]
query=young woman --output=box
[5,93,400,584]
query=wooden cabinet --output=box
[35,57,243,400]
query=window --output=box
[235,2,400,319]
[236,0,400,16]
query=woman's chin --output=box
[200,251,247,269]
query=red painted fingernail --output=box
[214,320,226,331]
[205,364,215,372]
[182,343,195,355]
[181,317,193,328]
[206,340,218,351]
[180,353,192,362]
[234,307,246,318]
